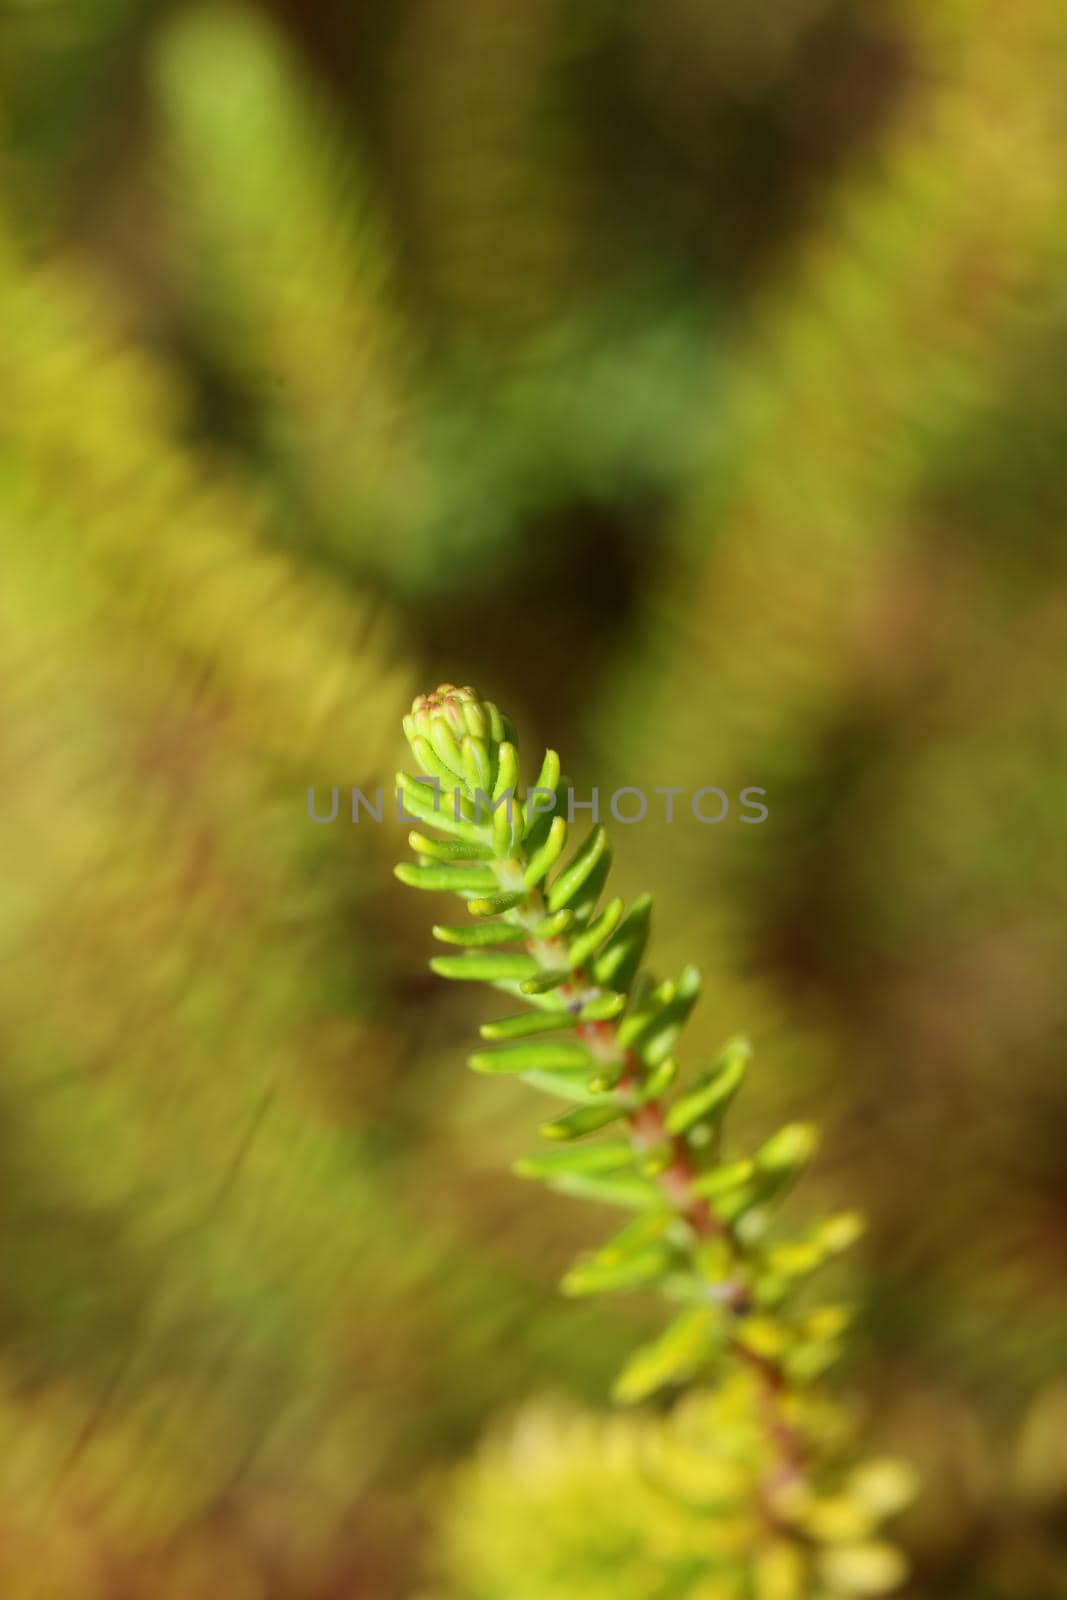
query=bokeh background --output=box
[2,0,1067,1595]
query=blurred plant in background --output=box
[1,0,1066,1595]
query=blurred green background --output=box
[2,0,1067,1594]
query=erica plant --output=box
[396,685,913,1600]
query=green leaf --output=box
[845,1459,919,1520]
[489,788,519,855]
[703,1126,812,1222]
[566,853,612,926]
[640,1055,679,1101]
[480,1009,574,1041]
[524,1166,661,1210]
[426,717,465,780]
[461,733,492,795]
[591,893,652,991]
[690,1158,754,1201]
[567,896,623,970]
[577,992,627,1022]
[408,830,493,862]
[395,771,480,841]
[598,1209,674,1255]
[523,749,563,845]
[484,699,514,747]
[493,740,519,801]
[617,976,675,1047]
[519,1067,602,1104]
[430,952,540,983]
[561,1210,673,1294]
[612,1307,724,1404]
[587,1071,627,1098]
[803,1304,854,1342]
[752,1122,820,1203]
[665,1037,751,1135]
[790,1492,875,1546]
[734,1314,789,1361]
[547,826,610,912]
[754,1543,806,1600]
[540,1101,627,1140]
[469,1039,593,1075]
[468,893,526,915]
[519,968,571,995]
[395,862,499,894]
[785,1333,846,1385]
[461,699,488,740]
[621,964,702,1067]
[816,1210,866,1256]
[816,1543,909,1596]
[523,815,568,888]
[759,1210,866,1295]
[562,1245,672,1296]
[515,1141,633,1178]
[411,732,464,791]
[433,921,527,946]
[477,993,622,1041]
[515,1143,659,1209]
[529,747,561,799]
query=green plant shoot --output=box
[396,685,915,1599]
